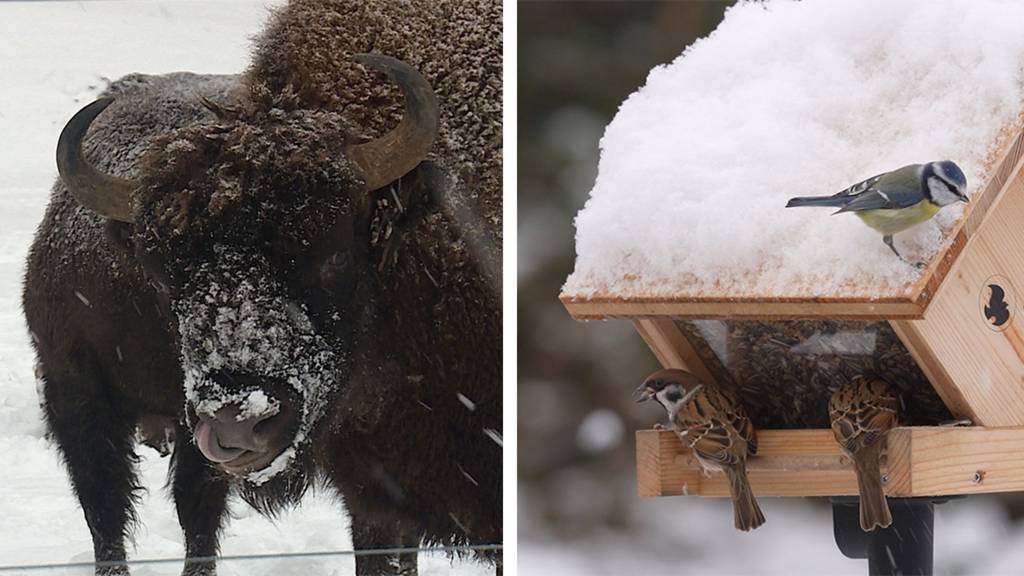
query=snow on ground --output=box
[0,3,487,574]
[520,482,1024,576]
[564,0,1024,300]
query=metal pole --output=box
[832,496,953,576]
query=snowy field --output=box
[0,3,488,574]
[520,483,1024,575]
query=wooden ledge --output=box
[561,293,929,321]
[638,426,1024,498]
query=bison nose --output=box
[193,404,284,463]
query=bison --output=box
[22,1,502,574]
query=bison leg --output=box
[350,514,420,576]
[171,427,231,576]
[42,369,139,576]
[396,522,419,576]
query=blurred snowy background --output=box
[0,2,489,574]
[518,2,1024,574]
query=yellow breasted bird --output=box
[786,161,968,264]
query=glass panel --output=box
[678,320,952,428]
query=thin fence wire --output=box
[0,544,502,573]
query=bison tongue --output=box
[193,420,246,463]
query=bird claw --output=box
[653,423,665,430]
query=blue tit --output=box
[786,161,968,263]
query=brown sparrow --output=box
[635,368,765,531]
[829,377,899,531]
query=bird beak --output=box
[633,385,655,403]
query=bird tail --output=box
[724,461,765,531]
[785,195,850,208]
[853,441,892,531]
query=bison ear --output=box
[368,161,446,214]
[362,161,448,274]
[364,160,447,230]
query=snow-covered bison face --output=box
[166,244,345,483]
[55,55,438,483]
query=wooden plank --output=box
[901,426,1024,495]
[638,426,1024,498]
[563,294,924,321]
[636,425,662,496]
[632,319,716,384]
[636,427,702,497]
[637,428,864,497]
[891,153,1024,427]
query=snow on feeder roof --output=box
[562,0,1024,319]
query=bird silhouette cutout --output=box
[985,284,1011,327]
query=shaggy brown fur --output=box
[249,0,502,286]
[23,1,501,574]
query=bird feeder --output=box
[560,117,1024,571]
[561,120,1024,571]
[557,4,1024,571]
[562,121,1024,498]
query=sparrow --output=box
[829,377,899,531]
[635,368,765,531]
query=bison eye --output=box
[318,250,355,296]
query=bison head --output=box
[55,54,439,487]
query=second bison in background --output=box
[23,1,502,574]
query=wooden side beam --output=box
[632,319,716,385]
[564,296,925,321]
[891,149,1024,427]
[637,426,1024,498]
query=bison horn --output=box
[346,54,440,193]
[56,97,137,223]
